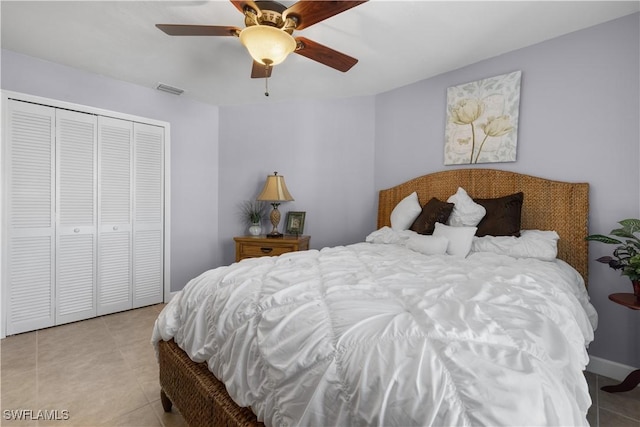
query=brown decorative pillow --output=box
[473,192,524,237]
[410,198,455,235]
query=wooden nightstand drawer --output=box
[241,244,293,258]
[234,235,310,262]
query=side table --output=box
[600,293,640,393]
[234,235,310,262]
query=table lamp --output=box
[257,171,294,237]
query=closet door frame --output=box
[1,90,172,339]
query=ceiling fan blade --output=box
[156,24,240,37]
[251,61,273,78]
[283,1,367,30]
[294,37,358,72]
[230,0,261,15]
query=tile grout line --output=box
[35,330,38,425]
[596,374,640,424]
[35,329,40,427]
[147,306,169,427]
[595,373,600,427]
[102,309,166,427]
[101,314,147,425]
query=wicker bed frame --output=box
[158,168,589,427]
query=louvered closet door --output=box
[5,100,56,335]
[133,123,164,307]
[55,109,98,325]
[97,117,133,315]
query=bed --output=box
[153,168,597,427]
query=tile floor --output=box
[1,304,638,426]
[586,371,640,427]
[1,304,185,427]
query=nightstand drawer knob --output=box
[260,247,273,254]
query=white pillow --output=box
[447,187,486,227]
[366,226,411,244]
[432,222,477,257]
[471,229,559,261]
[390,192,422,230]
[404,234,449,255]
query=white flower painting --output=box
[444,71,521,165]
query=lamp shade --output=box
[257,172,294,202]
[239,25,296,66]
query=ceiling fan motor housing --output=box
[244,1,298,34]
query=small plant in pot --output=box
[586,218,640,298]
[240,200,265,236]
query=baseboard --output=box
[587,355,639,385]
[165,291,179,303]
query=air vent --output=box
[156,83,184,96]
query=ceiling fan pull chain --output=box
[264,65,270,96]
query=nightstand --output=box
[234,235,310,262]
[600,293,640,393]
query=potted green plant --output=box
[586,218,640,297]
[240,200,265,236]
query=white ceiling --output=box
[2,1,638,106]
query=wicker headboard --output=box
[377,169,589,284]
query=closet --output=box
[3,94,168,335]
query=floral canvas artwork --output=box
[444,71,521,165]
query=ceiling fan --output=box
[156,0,368,81]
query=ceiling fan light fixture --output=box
[239,25,296,66]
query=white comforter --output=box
[152,240,597,427]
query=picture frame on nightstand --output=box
[285,211,306,235]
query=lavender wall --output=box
[1,11,638,370]
[374,13,640,368]
[217,96,375,266]
[1,49,221,292]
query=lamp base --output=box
[266,203,283,238]
[266,231,283,238]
